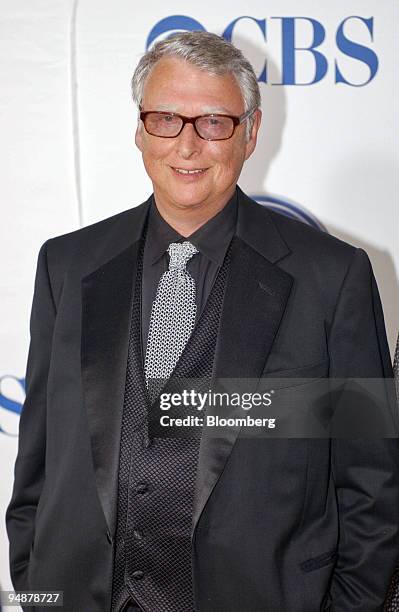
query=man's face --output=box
[135,57,261,214]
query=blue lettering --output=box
[274,17,327,85]
[0,375,25,436]
[222,16,267,83]
[335,17,378,86]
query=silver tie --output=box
[144,241,199,394]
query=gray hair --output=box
[131,31,261,139]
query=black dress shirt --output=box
[141,190,238,357]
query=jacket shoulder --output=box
[238,191,364,299]
[239,190,357,270]
[47,198,149,262]
[38,199,151,304]
[266,205,356,259]
[47,200,148,252]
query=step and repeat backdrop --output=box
[1,0,398,605]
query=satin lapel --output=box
[192,191,293,537]
[81,240,141,536]
[213,237,293,380]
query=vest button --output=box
[135,482,149,494]
[132,570,145,580]
[133,529,143,540]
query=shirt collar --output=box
[147,190,238,266]
[146,199,182,265]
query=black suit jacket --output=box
[6,187,399,611]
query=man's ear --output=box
[244,108,262,161]
[135,123,144,152]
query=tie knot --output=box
[167,241,198,271]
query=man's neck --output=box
[153,189,236,237]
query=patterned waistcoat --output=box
[111,235,232,612]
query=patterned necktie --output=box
[144,241,199,396]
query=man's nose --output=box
[176,122,201,158]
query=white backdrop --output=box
[1,1,398,606]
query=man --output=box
[6,31,399,612]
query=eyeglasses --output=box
[139,108,255,141]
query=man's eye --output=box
[208,117,221,126]
[162,115,175,123]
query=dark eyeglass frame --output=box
[139,107,255,141]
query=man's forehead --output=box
[148,102,236,114]
[140,57,245,115]
[144,58,240,90]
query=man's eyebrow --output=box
[152,104,179,112]
[200,106,235,114]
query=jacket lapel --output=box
[192,188,293,536]
[81,199,150,536]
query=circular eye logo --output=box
[146,15,206,49]
[252,195,326,232]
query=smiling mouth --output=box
[172,167,208,175]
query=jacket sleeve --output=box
[328,247,399,611]
[5,241,56,591]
